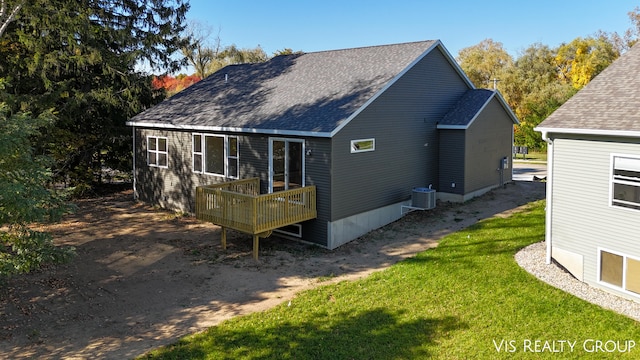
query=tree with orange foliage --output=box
[152,74,202,97]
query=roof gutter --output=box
[535,127,640,139]
[124,121,333,138]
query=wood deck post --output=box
[252,234,259,260]
[221,227,227,249]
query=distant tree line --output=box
[456,7,640,150]
[153,42,301,95]
[154,22,301,95]
[152,74,202,97]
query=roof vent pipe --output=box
[225,74,228,84]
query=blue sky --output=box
[186,1,637,60]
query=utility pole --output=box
[490,78,500,90]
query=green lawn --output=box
[513,150,547,162]
[141,201,640,359]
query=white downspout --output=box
[511,124,515,181]
[132,126,137,200]
[540,130,553,265]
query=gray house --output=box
[536,43,640,301]
[127,40,518,250]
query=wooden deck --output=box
[195,178,317,259]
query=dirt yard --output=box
[0,181,545,359]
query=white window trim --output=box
[227,136,239,179]
[192,133,239,178]
[597,247,640,298]
[147,136,168,168]
[268,137,306,193]
[192,134,203,173]
[609,153,640,211]
[205,134,226,177]
[350,138,375,153]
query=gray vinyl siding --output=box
[464,98,514,192]
[134,128,270,212]
[135,128,190,211]
[439,129,465,194]
[550,136,640,296]
[331,47,469,220]
[299,138,331,245]
[134,128,333,246]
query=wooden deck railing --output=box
[195,178,317,259]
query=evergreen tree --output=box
[0,0,190,274]
[0,0,190,190]
[0,85,74,276]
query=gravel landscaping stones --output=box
[516,241,640,321]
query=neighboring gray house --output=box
[536,43,640,302]
[127,40,518,250]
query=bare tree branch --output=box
[0,0,24,38]
[182,21,222,78]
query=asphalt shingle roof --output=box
[537,42,640,134]
[129,41,438,135]
[438,89,496,128]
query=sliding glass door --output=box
[269,138,304,192]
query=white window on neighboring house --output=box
[147,136,168,168]
[611,155,640,210]
[193,133,239,178]
[350,138,375,153]
[599,248,640,296]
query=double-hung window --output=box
[193,134,203,172]
[147,136,168,168]
[193,134,239,178]
[611,155,640,211]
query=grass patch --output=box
[513,150,547,162]
[140,201,640,359]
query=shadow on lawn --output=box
[149,308,467,359]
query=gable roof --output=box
[127,40,474,137]
[536,43,640,138]
[437,89,519,130]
